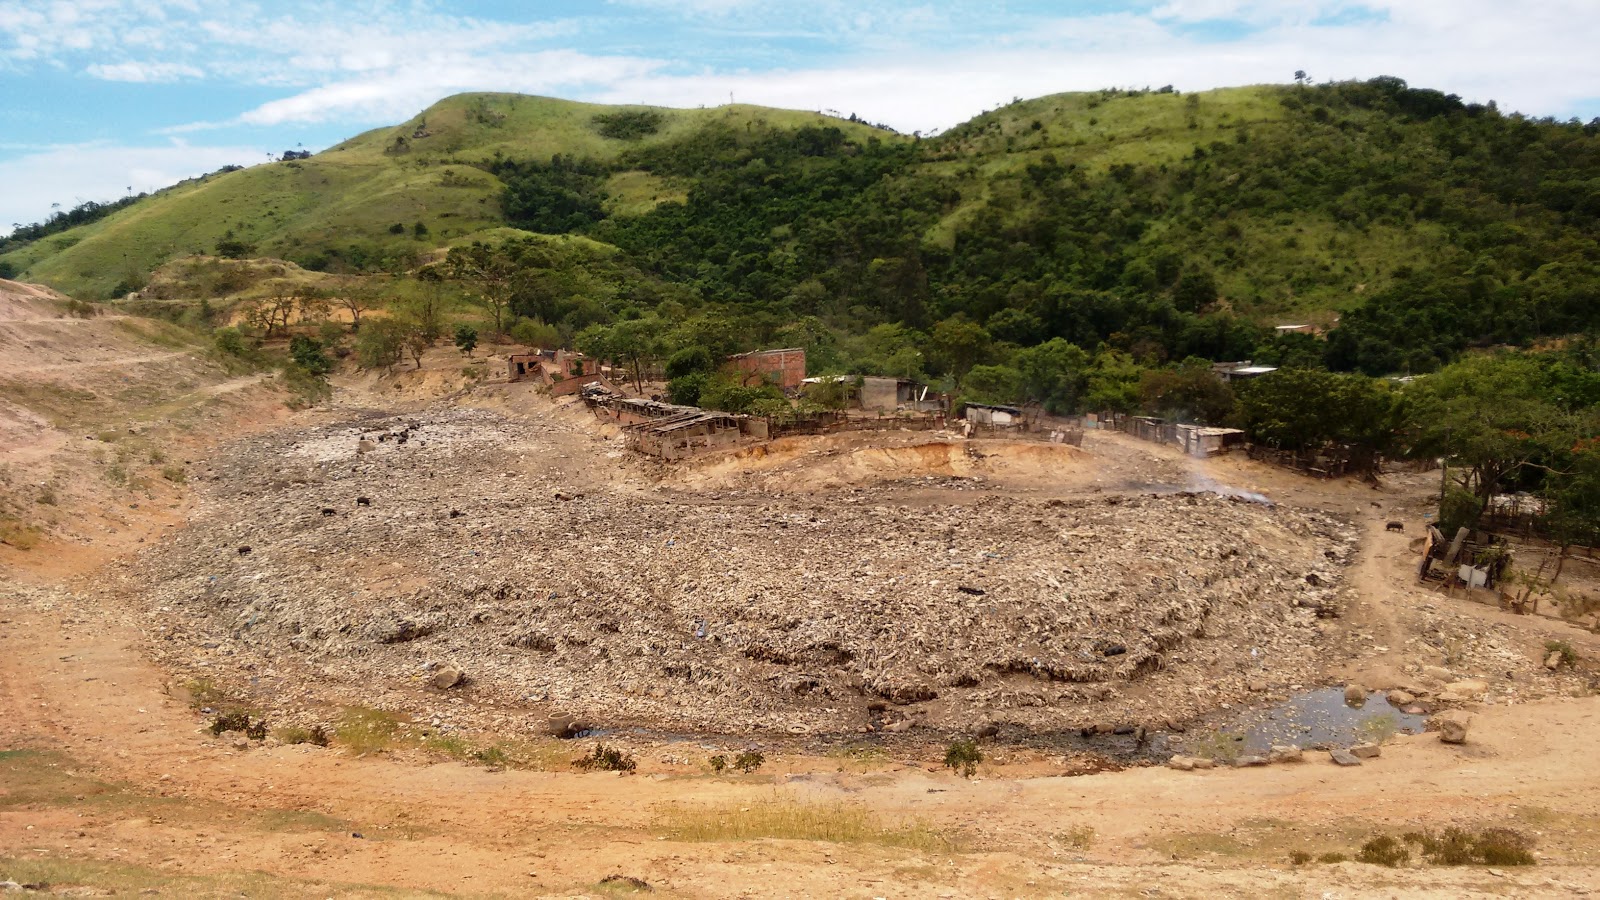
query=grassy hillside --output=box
[2,93,894,300]
[6,79,1599,384]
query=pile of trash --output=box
[130,408,1359,738]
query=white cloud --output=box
[0,140,261,232]
[232,50,667,126]
[85,59,202,81]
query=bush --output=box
[665,346,715,379]
[708,754,728,773]
[355,319,406,369]
[943,739,983,778]
[574,744,636,773]
[667,372,707,406]
[1288,849,1313,865]
[1403,827,1536,866]
[1356,835,1410,867]
[275,725,331,747]
[1545,640,1577,668]
[454,323,478,356]
[733,750,765,773]
[213,327,246,357]
[289,336,332,376]
[509,317,561,349]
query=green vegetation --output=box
[943,738,983,777]
[573,743,637,773]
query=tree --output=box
[241,293,295,337]
[1405,353,1579,504]
[1014,338,1090,414]
[1236,368,1403,470]
[444,243,518,335]
[577,317,663,393]
[963,364,1023,405]
[1085,349,1143,414]
[1138,358,1235,424]
[928,316,991,382]
[288,336,333,377]
[355,318,407,370]
[334,278,380,332]
[454,324,478,357]
[1173,269,1218,313]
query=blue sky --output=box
[1,0,1597,232]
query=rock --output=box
[1545,651,1564,670]
[1268,744,1303,763]
[357,439,376,454]
[1247,678,1268,692]
[1401,704,1428,716]
[1343,683,1367,705]
[1329,749,1362,766]
[1442,679,1488,700]
[1432,711,1471,744]
[1385,689,1414,706]
[1234,755,1269,767]
[1422,665,1454,683]
[1167,755,1196,771]
[1192,757,1215,769]
[430,666,464,690]
[1349,742,1381,759]
[541,714,583,738]
[1092,722,1116,735]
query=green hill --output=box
[0,94,894,300]
[6,79,1600,380]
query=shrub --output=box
[454,323,478,356]
[210,711,267,740]
[275,725,331,747]
[1545,640,1577,668]
[1404,827,1535,866]
[1288,850,1313,865]
[574,744,636,773]
[213,327,246,357]
[289,336,333,376]
[160,465,186,484]
[708,754,728,773]
[943,739,983,778]
[733,750,765,773]
[474,745,510,768]
[1357,835,1410,867]
[1317,852,1348,864]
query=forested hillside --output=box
[5,78,1599,384]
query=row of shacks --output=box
[1094,413,1248,459]
[583,392,771,460]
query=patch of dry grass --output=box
[655,796,955,853]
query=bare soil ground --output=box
[4,291,1600,897]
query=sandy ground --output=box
[4,298,1600,897]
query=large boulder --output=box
[1329,749,1362,766]
[429,665,464,690]
[1268,744,1304,763]
[1343,683,1367,705]
[1432,710,1471,744]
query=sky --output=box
[1,0,1597,233]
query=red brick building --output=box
[725,348,806,391]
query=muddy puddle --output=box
[1174,687,1429,757]
[569,687,1425,767]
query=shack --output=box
[964,403,1021,427]
[861,376,942,413]
[1175,424,1247,458]
[626,410,742,460]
